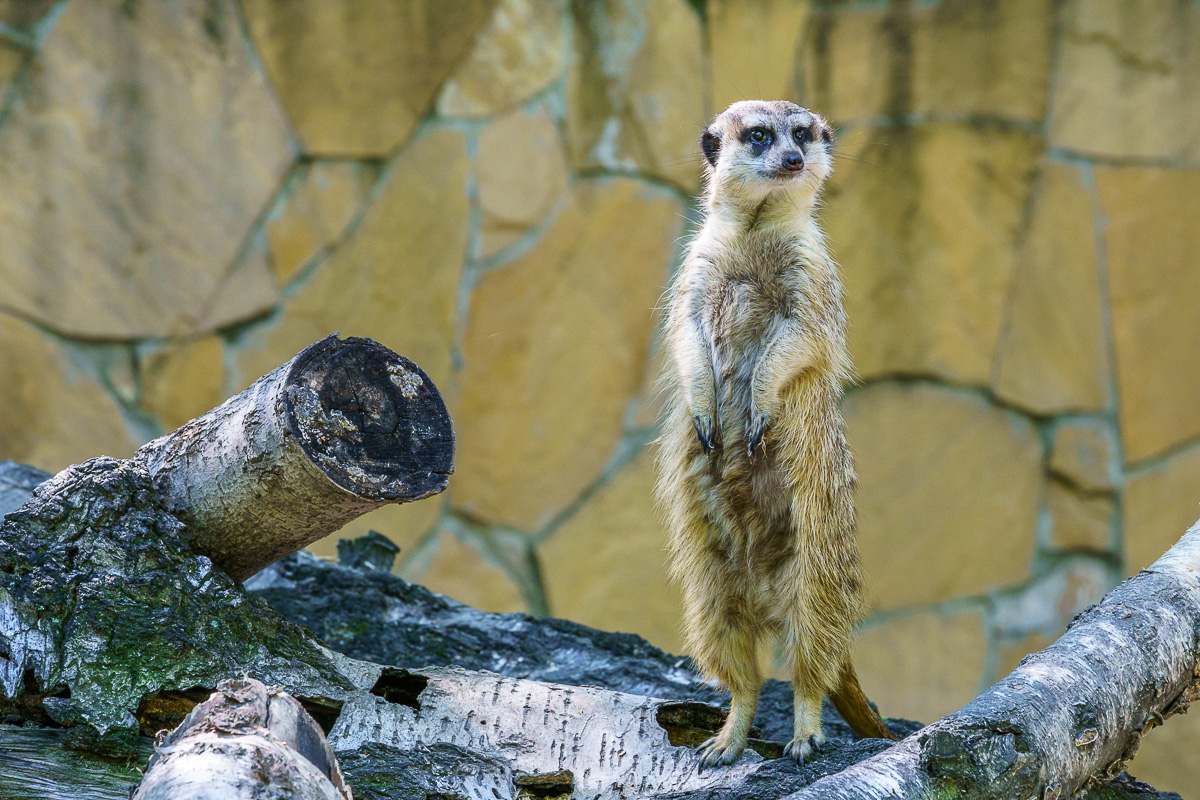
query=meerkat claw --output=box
[746,415,768,458]
[698,736,744,768]
[693,415,716,453]
[783,732,826,763]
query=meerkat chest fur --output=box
[695,227,833,445]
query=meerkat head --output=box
[700,100,834,205]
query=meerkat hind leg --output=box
[784,684,826,762]
[694,620,762,767]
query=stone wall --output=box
[1,0,1197,790]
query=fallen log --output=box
[133,334,454,581]
[772,522,1200,800]
[131,678,351,800]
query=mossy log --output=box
[133,333,453,581]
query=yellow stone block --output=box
[1099,167,1200,464]
[0,0,290,339]
[1049,0,1200,164]
[1132,708,1200,795]
[801,0,1055,123]
[267,162,379,286]
[993,163,1108,414]
[1049,418,1119,493]
[438,0,567,118]
[845,382,1042,610]
[406,531,526,614]
[707,0,809,112]
[854,607,987,723]
[0,315,137,473]
[236,128,470,396]
[477,108,570,259]
[540,452,684,654]
[0,41,22,89]
[567,0,706,191]
[140,337,228,434]
[241,0,497,156]
[1045,480,1114,554]
[826,124,1040,385]
[454,178,681,531]
[1125,446,1200,574]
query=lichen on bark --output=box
[0,457,356,753]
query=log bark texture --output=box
[773,523,1200,800]
[132,334,453,581]
[131,678,351,800]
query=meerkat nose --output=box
[783,153,805,171]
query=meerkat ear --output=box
[700,128,721,167]
[817,117,834,144]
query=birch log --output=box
[132,334,453,581]
[131,678,352,800]
[774,522,1200,800]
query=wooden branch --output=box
[131,678,351,800]
[774,522,1200,800]
[132,334,453,581]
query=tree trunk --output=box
[131,678,352,800]
[774,522,1200,800]
[132,334,453,581]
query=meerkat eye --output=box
[748,128,770,144]
[794,127,810,145]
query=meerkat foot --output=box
[693,414,717,453]
[698,734,746,768]
[746,412,768,458]
[783,730,826,763]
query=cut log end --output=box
[285,336,453,502]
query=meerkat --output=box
[654,100,897,767]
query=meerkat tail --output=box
[829,662,899,741]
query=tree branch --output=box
[132,334,454,581]
[777,522,1200,800]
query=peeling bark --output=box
[131,678,351,800]
[774,523,1200,800]
[132,334,454,581]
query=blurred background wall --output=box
[1,0,1197,789]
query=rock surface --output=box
[1050,418,1121,494]
[454,178,680,531]
[993,162,1109,414]
[1049,0,1200,164]
[241,0,497,156]
[0,316,138,473]
[236,128,470,394]
[567,0,705,191]
[1099,167,1200,464]
[824,125,1040,385]
[0,0,292,339]
[437,0,567,119]
[844,382,1043,609]
[801,0,1056,123]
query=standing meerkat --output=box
[654,100,896,767]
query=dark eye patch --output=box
[741,127,774,148]
[793,127,810,145]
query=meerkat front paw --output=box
[693,414,717,454]
[698,734,746,768]
[746,410,769,458]
[783,730,826,763]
